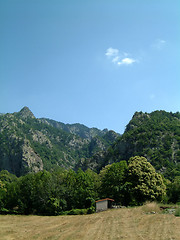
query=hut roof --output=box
[95,198,114,203]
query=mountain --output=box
[1,108,180,179]
[0,107,118,176]
[81,111,180,179]
[39,118,109,140]
[16,106,36,119]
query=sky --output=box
[0,0,180,133]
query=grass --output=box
[0,204,180,240]
[141,201,161,214]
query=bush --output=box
[174,207,180,217]
[60,207,95,215]
[0,208,9,214]
[66,209,87,215]
[87,206,95,214]
[0,208,19,215]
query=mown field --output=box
[0,204,180,240]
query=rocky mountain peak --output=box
[18,106,35,119]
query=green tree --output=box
[0,180,6,210]
[100,161,128,205]
[0,170,19,212]
[167,176,180,203]
[62,168,98,210]
[19,170,64,215]
[127,156,166,205]
[72,168,98,209]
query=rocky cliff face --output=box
[0,109,43,176]
[0,107,118,176]
[21,140,43,174]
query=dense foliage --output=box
[86,111,180,179]
[1,156,179,216]
[100,161,128,205]
[127,156,166,205]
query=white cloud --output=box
[117,57,136,65]
[105,47,138,66]
[112,56,119,63]
[105,47,119,57]
[152,39,166,50]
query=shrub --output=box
[66,209,87,215]
[87,206,95,214]
[174,207,180,217]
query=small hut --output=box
[95,198,114,212]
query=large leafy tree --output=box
[100,161,128,204]
[64,169,98,210]
[17,171,61,215]
[127,156,166,205]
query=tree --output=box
[0,170,19,212]
[71,168,98,209]
[100,161,128,204]
[0,180,6,210]
[127,156,166,205]
[167,176,180,203]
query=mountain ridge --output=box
[0,107,180,179]
[39,118,110,140]
[0,107,119,176]
[80,110,180,179]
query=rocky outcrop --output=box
[21,140,43,175]
[17,106,35,119]
[31,130,52,148]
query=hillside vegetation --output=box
[1,108,180,215]
[83,111,180,179]
[1,157,179,216]
[0,107,118,176]
[1,107,180,179]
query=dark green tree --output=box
[167,176,180,203]
[100,161,128,204]
[0,180,6,210]
[17,171,58,215]
[0,170,19,212]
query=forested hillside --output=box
[0,107,118,176]
[1,108,180,215]
[1,156,180,216]
[0,108,180,179]
[82,111,180,179]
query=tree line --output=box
[0,156,180,216]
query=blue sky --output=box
[0,0,180,133]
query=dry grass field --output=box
[0,203,180,240]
